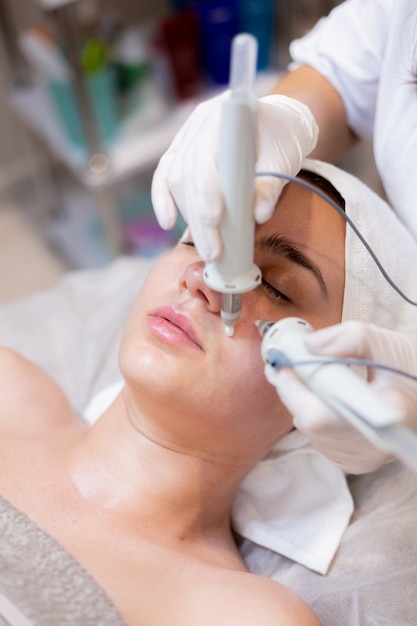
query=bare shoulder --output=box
[192,570,322,626]
[225,572,322,626]
[0,345,74,432]
[0,345,61,395]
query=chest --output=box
[0,457,240,626]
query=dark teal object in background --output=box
[239,0,275,70]
[47,39,119,149]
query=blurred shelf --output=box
[9,69,280,190]
[9,81,197,189]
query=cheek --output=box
[139,254,180,299]
[122,254,183,336]
[236,289,284,331]
[226,315,295,440]
[213,338,293,439]
[119,268,173,371]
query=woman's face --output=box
[119,179,345,465]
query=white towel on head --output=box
[303,159,417,342]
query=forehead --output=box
[255,179,346,259]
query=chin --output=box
[119,347,191,401]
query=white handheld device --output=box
[257,317,417,472]
[203,33,261,336]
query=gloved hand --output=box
[265,321,417,474]
[151,92,318,262]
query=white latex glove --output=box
[151,92,318,262]
[265,321,417,474]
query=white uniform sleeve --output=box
[289,0,393,139]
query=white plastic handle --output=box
[261,317,406,452]
[204,33,261,295]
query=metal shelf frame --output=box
[1,0,280,258]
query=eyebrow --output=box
[256,234,329,299]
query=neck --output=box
[68,391,253,544]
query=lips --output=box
[147,306,204,352]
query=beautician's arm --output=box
[272,65,360,162]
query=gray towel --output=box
[0,495,125,626]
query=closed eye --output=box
[183,239,291,302]
[261,278,291,303]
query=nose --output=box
[179,260,222,313]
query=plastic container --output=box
[48,65,119,148]
[160,7,201,100]
[197,0,239,85]
[114,27,150,95]
[238,0,275,70]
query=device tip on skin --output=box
[220,293,241,338]
[255,319,274,337]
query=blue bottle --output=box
[196,0,239,85]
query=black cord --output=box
[255,171,417,307]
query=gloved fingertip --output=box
[254,181,285,224]
[304,324,345,351]
[153,200,178,231]
[254,201,275,224]
[192,227,222,262]
[196,240,221,263]
[265,366,295,390]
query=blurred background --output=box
[0,0,380,303]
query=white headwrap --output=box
[233,159,417,574]
[304,159,417,340]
